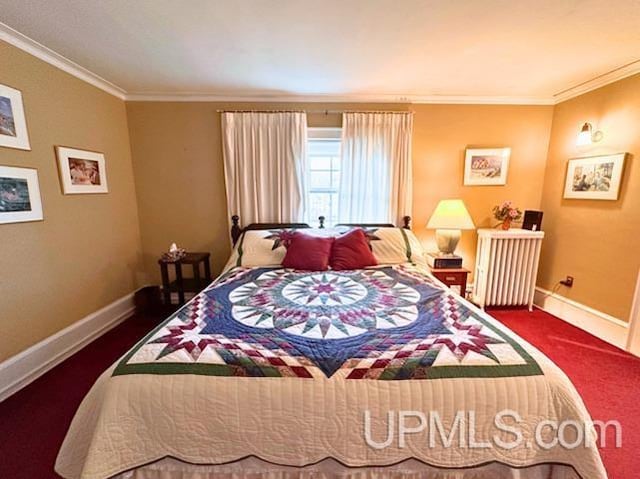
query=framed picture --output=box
[464,147,511,186]
[0,83,31,151]
[563,153,626,201]
[0,166,43,224]
[55,146,108,194]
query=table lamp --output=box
[426,199,475,256]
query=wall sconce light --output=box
[576,122,603,146]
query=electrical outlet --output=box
[560,276,574,287]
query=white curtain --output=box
[222,111,308,225]
[338,112,413,224]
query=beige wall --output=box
[411,104,553,275]
[3,33,637,361]
[0,41,143,361]
[126,102,407,282]
[538,74,640,321]
[126,101,553,283]
[6,33,637,363]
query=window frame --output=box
[306,127,342,226]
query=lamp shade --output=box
[427,199,475,230]
[576,122,592,146]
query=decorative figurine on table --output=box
[161,242,186,261]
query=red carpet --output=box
[0,310,167,479]
[0,307,638,478]
[490,308,640,479]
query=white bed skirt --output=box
[115,457,580,479]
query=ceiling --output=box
[1,0,639,103]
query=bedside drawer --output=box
[436,271,465,283]
[429,267,470,297]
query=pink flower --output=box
[509,209,518,218]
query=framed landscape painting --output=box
[464,147,511,185]
[0,83,31,151]
[563,153,626,201]
[0,166,43,224]
[55,146,108,194]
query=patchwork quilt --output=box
[57,263,607,479]
[115,265,542,381]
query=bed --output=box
[55,218,607,479]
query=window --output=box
[306,128,341,226]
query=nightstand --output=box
[158,252,212,305]
[429,267,470,297]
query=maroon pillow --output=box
[330,229,378,271]
[282,232,334,271]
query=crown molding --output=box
[410,95,555,105]
[125,92,408,103]
[0,21,127,100]
[124,91,555,105]
[2,20,637,107]
[553,59,640,104]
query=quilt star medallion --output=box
[114,265,542,380]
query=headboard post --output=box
[318,216,325,229]
[402,215,411,229]
[231,215,241,245]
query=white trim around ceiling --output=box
[1,20,638,105]
[0,21,127,100]
[124,92,556,105]
[553,59,640,104]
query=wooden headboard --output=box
[332,215,411,230]
[230,215,310,245]
[231,214,412,246]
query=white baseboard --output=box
[534,287,629,350]
[0,291,137,403]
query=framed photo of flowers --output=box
[464,147,511,186]
[0,83,31,151]
[55,146,108,194]
[563,153,626,201]
[0,166,43,224]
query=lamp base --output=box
[435,229,461,256]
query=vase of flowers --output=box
[492,201,522,230]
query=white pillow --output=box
[359,227,425,266]
[225,228,339,268]
[224,226,425,270]
[224,227,426,271]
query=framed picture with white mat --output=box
[563,153,626,201]
[0,83,31,151]
[464,147,510,186]
[0,166,43,224]
[55,146,109,194]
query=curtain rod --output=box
[215,109,413,114]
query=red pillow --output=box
[282,232,334,271]
[330,229,378,271]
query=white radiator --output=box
[472,228,544,311]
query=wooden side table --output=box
[158,252,212,305]
[429,267,470,297]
